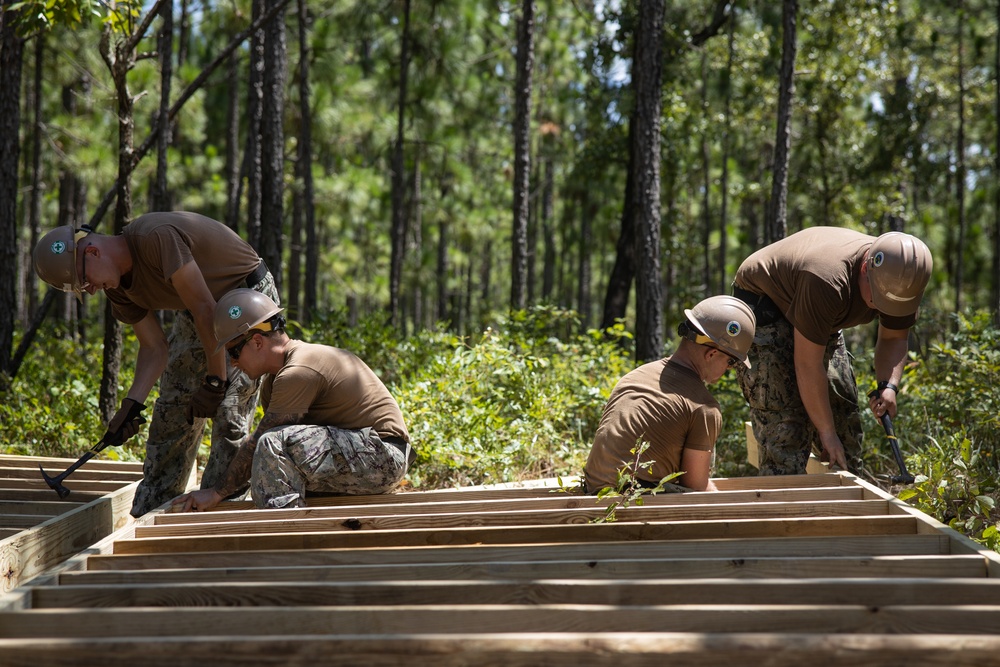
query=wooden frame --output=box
[1,469,998,665]
[0,454,142,593]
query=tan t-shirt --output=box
[583,358,721,493]
[734,226,915,345]
[260,340,409,442]
[106,212,261,324]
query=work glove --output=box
[104,398,146,447]
[185,376,228,424]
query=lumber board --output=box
[0,478,132,494]
[0,455,144,473]
[0,501,82,516]
[0,633,998,667]
[0,515,52,530]
[135,499,892,538]
[207,474,848,512]
[31,576,1000,609]
[68,553,989,585]
[849,475,1000,577]
[0,489,108,502]
[2,604,1000,638]
[83,533,954,571]
[152,486,868,525]
[0,466,143,482]
[112,515,919,554]
[0,482,137,593]
[60,554,990,587]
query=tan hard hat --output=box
[866,232,932,317]
[33,226,90,299]
[683,295,757,368]
[214,288,284,352]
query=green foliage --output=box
[8,0,140,34]
[591,440,685,523]
[6,305,1000,554]
[0,329,146,462]
[898,436,999,550]
[867,310,1000,550]
[394,307,635,488]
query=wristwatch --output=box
[205,375,226,390]
[877,381,898,393]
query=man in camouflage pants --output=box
[732,227,932,476]
[33,212,278,516]
[171,289,413,511]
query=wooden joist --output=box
[1,469,998,665]
[0,454,140,593]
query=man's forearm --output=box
[214,411,304,498]
[214,441,255,498]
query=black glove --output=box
[104,398,146,448]
[185,375,228,424]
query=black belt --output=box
[244,260,269,289]
[733,285,784,327]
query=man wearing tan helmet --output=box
[32,212,279,516]
[583,296,756,494]
[732,226,932,476]
[170,289,412,511]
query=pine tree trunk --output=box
[225,51,241,231]
[152,0,173,212]
[437,218,449,324]
[260,0,287,294]
[27,34,44,322]
[954,1,966,314]
[0,0,24,382]
[510,0,535,311]
[632,0,665,362]
[601,118,635,331]
[767,0,797,244]
[577,190,594,331]
[389,0,411,325]
[718,9,734,294]
[100,22,141,423]
[297,0,317,324]
[700,49,711,296]
[245,0,266,250]
[993,0,1000,327]
[541,154,556,302]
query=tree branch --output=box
[690,0,731,47]
[88,0,295,230]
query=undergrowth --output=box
[3,305,998,550]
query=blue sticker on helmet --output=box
[873,251,885,267]
[51,241,66,254]
[727,321,741,336]
[229,305,242,319]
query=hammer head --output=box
[39,465,71,499]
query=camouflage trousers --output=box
[250,425,410,509]
[735,316,864,476]
[130,272,280,516]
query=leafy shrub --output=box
[395,308,635,487]
[1,331,147,461]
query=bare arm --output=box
[870,324,909,419]
[126,313,169,403]
[170,260,228,380]
[678,448,718,492]
[793,328,848,470]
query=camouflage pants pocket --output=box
[251,425,407,509]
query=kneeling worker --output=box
[172,289,413,511]
[583,296,756,494]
